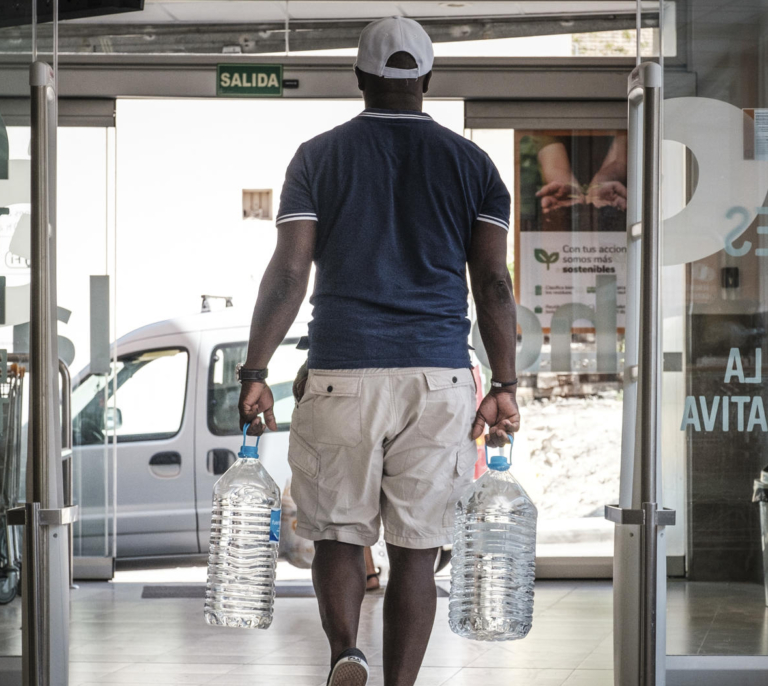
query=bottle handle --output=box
[484,433,514,470]
[240,423,261,459]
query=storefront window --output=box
[663,0,768,663]
[468,124,627,562]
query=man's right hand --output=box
[238,381,277,436]
[471,390,520,447]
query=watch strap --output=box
[491,378,518,389]
[237,365,268,383]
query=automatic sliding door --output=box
[467,101,629,574]
[663,1,768,678]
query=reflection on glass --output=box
[0,363,25,603]
[468,127,628,558]
[663,0,768,662]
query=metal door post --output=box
[605,61,674,686]
[25,60,70,686]
[638,70,661,686]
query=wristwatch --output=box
[235,364,268,384]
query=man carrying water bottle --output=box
[238,16,519,686]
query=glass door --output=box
[467,102,629,574]
[662,0,768,677]
[0,119,118,579]
[61,124,118,578]
[0,51,32,673]
[1,12,119,686]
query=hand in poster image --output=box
[534,141,585,214]
[533,133,628,213]
[535,180,585,213]
[585,180,627,210]
[584,135,628,211]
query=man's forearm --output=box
[244,264,309,369]
[474,272,517,381]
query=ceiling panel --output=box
[68,1,660,25]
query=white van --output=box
[71,308,307,559]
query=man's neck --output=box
[363,94,423,111]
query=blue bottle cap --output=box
[488,455,511,471]
[484,433,514,471]
[239,424,260,459]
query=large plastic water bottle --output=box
[204,424,282,629]
[449,435,537,641]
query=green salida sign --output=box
[217,64,283,97]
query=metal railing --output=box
[7,356,74,587]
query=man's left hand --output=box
[238,381,277,435]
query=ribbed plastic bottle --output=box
[449,435,537,641]
[204,425,281,629]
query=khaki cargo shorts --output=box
[287,367,478,549]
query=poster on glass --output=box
[515,130,628,346]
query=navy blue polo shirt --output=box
[276,108,511,370]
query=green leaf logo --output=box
[534,248,560,270]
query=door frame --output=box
[0,54,640,100]
[3,56,659,579]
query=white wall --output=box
[112,98,464,341]
[1,100,466,375]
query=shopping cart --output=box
[0,362,26,604]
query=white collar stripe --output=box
[359,112,432,121]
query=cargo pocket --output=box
[310,374,363,447]
[290,386,315,443]
[288,429,320,526]
[417,369,475,447]
[288,429,320,479]
[442,442,478,527]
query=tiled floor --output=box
[1,580,614,686]
[667,580,768,656]
[4,577,768,683]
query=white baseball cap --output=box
[355,16,434,79]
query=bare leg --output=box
[365,547,380,591]
[312,540,366,665]
[383,544,438,686]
